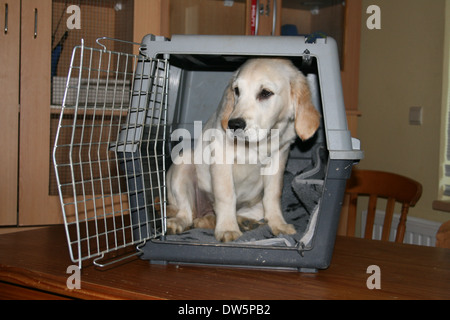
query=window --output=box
[436,4,450,208]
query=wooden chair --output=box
[340,169,422,243]
[436,220,450,249]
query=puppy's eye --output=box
[258,89,274,100]
[234,87,240,96]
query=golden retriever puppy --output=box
[166,58,320,242]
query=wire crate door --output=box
[53,41,169,269]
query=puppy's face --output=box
[222,59,320,142]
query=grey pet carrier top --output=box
[53,35,363,272]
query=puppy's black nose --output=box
[228,118,246,131]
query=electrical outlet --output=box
[409,106,423,126]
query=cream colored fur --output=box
[166,59,320,242]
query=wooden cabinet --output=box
[274,0,363,132]
[0,0,169,226]
[168,0,362,134]
[1,0,360,227]
[0,0,20,225]
[170,0,281,36]
[19,0,56,225]
[0,0,53,226]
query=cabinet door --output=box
[169,0,280,36]
[0,0,20,225]
[19,0,62,225]
[249,0,281,36]
[340,0,362,112]
[134,0,170,43]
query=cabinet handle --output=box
[255,0,259,35]
[255,0,275,36]
[34,8,37,38]
[255,0,260,35]
[272,0,277,36]
[4,3,7,34]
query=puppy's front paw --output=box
[193,214,216,229]
[215,229,242,242]
[270,223,296,236]
[237,216,265,232]
[166,217,190,234]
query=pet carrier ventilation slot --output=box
[54,35,363,272]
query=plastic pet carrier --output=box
[53,35,363,272]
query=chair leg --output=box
[381,198,396,241]
[346,194,357,237]
[364,195,377,239]
[395,204,409,243]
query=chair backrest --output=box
[436,220,450,249]
[343,169,422,243]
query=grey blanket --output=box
[165,144,326,247]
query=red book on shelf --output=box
[250,0,257,35]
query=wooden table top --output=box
[0,226,449,300]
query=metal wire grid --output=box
[53,40,169,268]
[51,0,135,106]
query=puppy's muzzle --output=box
[228,118,247,131]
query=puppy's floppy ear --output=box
[220,82,235,131]
[291,73,321,141]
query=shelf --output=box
[283,0,344,10]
